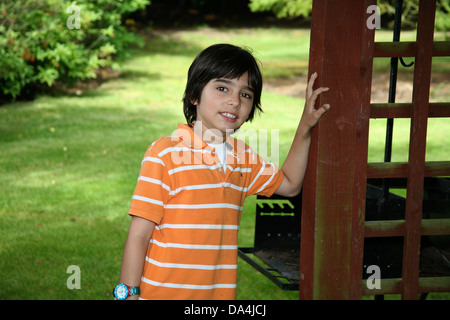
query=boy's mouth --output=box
[220,112,238,122]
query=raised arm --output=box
[275,72,330,197]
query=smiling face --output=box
[183,44,263,131]
[193,72,254,143]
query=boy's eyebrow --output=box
[213,78,254,92]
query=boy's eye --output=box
[241,92,253,99]
[217,86,228,92]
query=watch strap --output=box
[129,286,140,296]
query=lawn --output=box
[0,27,448,300]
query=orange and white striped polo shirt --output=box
[128,123,284,300]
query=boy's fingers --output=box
[305,72,330,115]
[315,104,331,118]
[306,72,318,97]
[314,87,330,97]
[307,87,329,109]
[322,104,331,112]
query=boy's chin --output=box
[221,126,240,136]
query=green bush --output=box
[0,0,150,100]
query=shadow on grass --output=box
[137,30,206,57]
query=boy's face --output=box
[193,72,254,142]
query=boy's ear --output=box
[191,99,199,106]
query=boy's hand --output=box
[276,72,331,197]
[300,72,330,131]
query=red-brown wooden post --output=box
[299,0,376,299]
[402,0,436,300]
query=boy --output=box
[114,44,330,300]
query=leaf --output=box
[37,65,59,86]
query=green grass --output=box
[1,27,449,300]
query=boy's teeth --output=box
[222,112,236,119]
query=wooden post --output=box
[402,0,436,300]
[299,0,376,299]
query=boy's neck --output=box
[193,121,228,144]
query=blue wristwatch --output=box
[113,283,140,300]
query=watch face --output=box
[115,284,128,300]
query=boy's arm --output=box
[275,72,330,197]
[118,216,155,300]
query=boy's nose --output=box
[228,94,240,108]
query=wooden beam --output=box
[299,0,326,300]
[300,0,376,300]
[421,219,450,236]
[361,277,450,296]
[432,41,450,56]
[402,0,436,300]
[364,220,404,237]
[367,161,450,178]
[374,41,450,57]
[374,42,416,57]
[364,219,450,237]
[370,102,450,119]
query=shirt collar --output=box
[173,123,246,157]
[173,123,207,150]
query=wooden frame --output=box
[300,0,450,300]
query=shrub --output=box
[0,0,150,100]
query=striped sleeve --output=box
[128,142,170,224]
[245,147,284,197]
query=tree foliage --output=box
[0,0,149,100]
[379,0,449,32]
[249,0,449,35]
[249,0,312,19]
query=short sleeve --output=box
[245,148,284,197]
[128,144,170,224]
